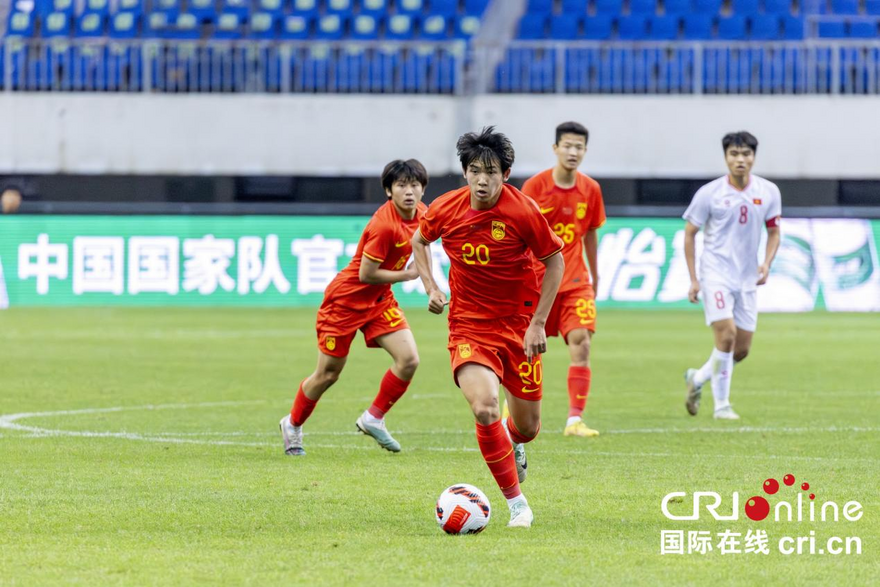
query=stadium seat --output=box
[42,12,72,37]
[518,13,547,38]
[213,13,243,38]
[683,14,712,39]
[43,0,75,17]
[280,14,311,38]
[256,0,286,16]
[717,15,747,39]
[222,0,252,18]
[595,0,624,14]
[154,0,182,18]
[648,15,679,39]
[421,14,449,39]
[692,0,722,14]
[82,0,111,16]
[350,14,379,39]
[550,15,580,39]
[617,15,648,39]
[453,14,480,37]
[629,0,657,14]
[782,15,805,38]
[732,0,759,14]
[75,12,105,36]
[764,0,793,14]
[526,0,553,13]
[464,0,490,15]
[583,15,613,39]
[145,11,169,37]
[429,0,459,16]
[315,14,346,39]
[385,14,415,40]
[168,13,200,39]
[250,12,278,38]
[116,0,145,16]
[561,0,589,13]
[109,12,139,37]
[818,21,846,36]
[5,12,35,37]
[750,15,782,39]
[831,0,859,14]
[663,0,689,15]
[359,0,388,18]
[291,0,320,17]
[189,0,217,21]
[398,0,424,15]
[326,0,355,15]
[867,0,880,14]
[848,19,878,37]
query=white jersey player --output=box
[682,132,782,420]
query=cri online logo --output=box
[661,474,863,523]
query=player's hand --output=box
[427,290,448,315]
[688,280,701,304]
[522,321,547,363]
[757,264,771,286]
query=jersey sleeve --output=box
[520,176,540,199]
[418,200,443,243]
[683,187,710,228]
[765,183,782,228]
[589,182,607,230]
[361,220,391,263]
[521,198,565,261]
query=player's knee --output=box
[396,354,420,378]
[734,348,749,363]
[316,368,342,387]
[717,329,737,350]
[472,402,500,425]
[519,418,541,440]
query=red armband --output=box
[766,216,781,228]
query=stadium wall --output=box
[2,94,880,179]
[2,215,878,311]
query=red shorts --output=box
[448,314,542,401]
[315,296,409,358]
[545,285,597,340]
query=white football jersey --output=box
[683,174,782,292]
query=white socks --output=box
[709,348,734,411]
[361,411,383,425]
[506,494,528,510]
[566,416,581,427]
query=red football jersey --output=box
[521,169,606,293]
[419,184,564,321]
[323,200,427,311]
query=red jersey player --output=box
[280,160,428,456]
[412,127,564,528]
[521,121,606,438]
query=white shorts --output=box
[702,284,758,332]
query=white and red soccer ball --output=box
[435,484,491,535]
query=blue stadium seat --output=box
[6,12,35,37]
[629,0,657,14]
[453,14,481,37]
[464,0,490,15]
[145,11,169,37]
[782,15,805,38]
[618,15,648,39]
[44,0,75,17]
[750,15,782,39]
[190,0,217,21]
[818,21,846,36]
[421,14,449,39]
[213,13,243,38]
[83,0,111,16]
[398,0,425,15]
[831,0,859,14]
[75,12,105,36]
[401,46,434,92]
[430,0,459,16]
[168,13,200,38]
[717,15,747,39]
[595,0,624,14]
[732,0,759,14]
[42,12,72,37]
[250,12,278,38]
[664,0,689,15]
[848,19,878,37]
[315,13,346,39]
[763,0,793,13]
[583,15,612,39]
[350,14,380,39]
[334,46,366,93]
[683,14,712,39]
[526,0,553,13]
[693,0,722,13]
[867,0,880,14]
[117,0,145,16]
[326,0,355,15]
[280,15,311,38]
[550,15,580,39]
[110,12,139,37]
[222,0,252,18]
[385,14,415,39]
[562,0,589,12]
[648,15,679,39]
[257,0,286,16]
[291,0,320,17]
[359,0,388,18]
[518,13,547,38]
[431,46,460,93]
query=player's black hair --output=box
[381,159,428,198]
[555,121,589,146]
[457,126,515,174]
[722,131,758,154]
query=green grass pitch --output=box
[1,308,877,586]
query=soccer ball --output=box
[435,484,491,535]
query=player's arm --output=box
[583,229,599,292]
[411,229,447,314]
[684,221,701,303]
[358,256,418,285]
[523,251,564,362]
[758,226,781,286]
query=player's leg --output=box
[734,329,754,364]
[732,289,758,364]
[686,285,734,416]
[354,328,420,453]
[707,318,738,419]
[564,327,599,437]
[457,363,533,528]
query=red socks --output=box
[476,420,520,499]
[506,416,539,444]
[290,381,318,427]
[567,365,591,418]
[367,369,411,419]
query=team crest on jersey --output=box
[458,343,472,359]
[491,221,506,241]
[753,198,763,205]
[325,336,336,351]
[576,202,588,219]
